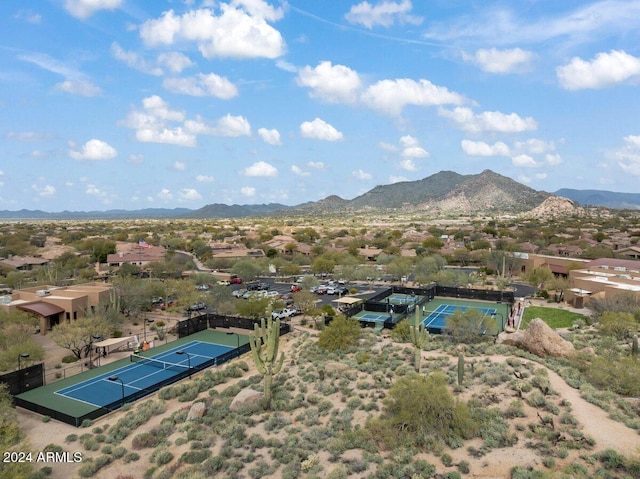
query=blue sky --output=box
[1,0,640,211]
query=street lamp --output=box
[108,376,125,407]
[17,353,29,371]
[176,350,192,378]
[143,318,155,344]
[226,332,240,358]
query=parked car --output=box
[230,276,243,284]
[272,308,296,320]
[187,302,207,311]
[196,284,210,290]
[232,288,247,298]
[217,280,230,286]
[315,285,328,295]
[246,281,261,291]
[258,282,270,290]
[335,286,349,295]
[290,284,302,292]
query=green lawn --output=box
[521,306,587,329]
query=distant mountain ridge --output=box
[1,171,637,219]
[554,189,640,210]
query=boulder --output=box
[187,401,206,420]
[497,318,575,359]
[230,388,263,412]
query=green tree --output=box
[0,310,44,372]
[445,309,496,343]
[366,373,477,450]
[318,315,361,351]
[230,258,264,282]
[49,316,114,360]
[311,256,335,276]
[597,311,638,340]
[524,266,554,296]
[235,296,272,320]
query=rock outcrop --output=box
[524,195,584,219]
[187,401,206,420]
[230,388,264,412]
[497,318,575,358]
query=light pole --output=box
[17,353,29,371]
[226,332,240,358]
[88,335,103,369]
[176,350,192,378]
[108,375,125,407]
[143,318,154,344]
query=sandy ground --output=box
[15,305,640,479]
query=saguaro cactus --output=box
[409,308,429,372]
[633,334,639,357]
[249,317,285,408]
[457,353,465,386]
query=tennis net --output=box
[130,353,189,372]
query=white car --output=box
[272,308,296,320]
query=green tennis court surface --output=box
[15,329,247,426]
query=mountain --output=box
[554,189,640,210]
[292,170,549,215]
[184,203,291,219]
[0,208,192,220]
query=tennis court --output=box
[15,329,248,426]
[386,293,424,305]
[422,303,497,330]
[55,340,232,408]
[353,311,394,322]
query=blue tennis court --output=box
[55,340,233,407]
[422,303,496,331]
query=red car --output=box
[230,277,243,284]
[290,284,302,292]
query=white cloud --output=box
[439,107,537,133]
[463,48,533,73]
[352,169,372,180]
[85,184,108,201]
[65,0,122,19]
[157,52,194,73]
[241,186,256,196]
[291,165,310,176]
[400,136,429,158]
[423,1,640,47]
[111,42,163,76]
[361,78,464,116]
[461,139,510,156]
[615,134,640,175]
[139,5,285,59]
[69,139,117,160]
[535,173,548,180]
[296,61,362,103]
[345,0,423,29]
[31,184,56,197]
[514,138,556,155]
[258,128,282,145]
[241,161,278,177]
[174,161,186,171]
[214,114,252,137]
[180,188,202,200]
[511,154,539,167]
[163,73,238,98]
[557,50,640,90]
[196,175,214,182]
[545,153,563,165]
[300,118,343,141]
[399,159,418,171]
[378,142,398,152]
[122,96,249,146]
[54,80,102,97]
[158,188,173,200]
[307,161,325,169]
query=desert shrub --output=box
[365,372,477,450]
[151,449,174,466]
[390,321,411,342]
[248,460,277,478]
[180,449,212,464]
[131,431,161,449]
[318,315,362,351]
